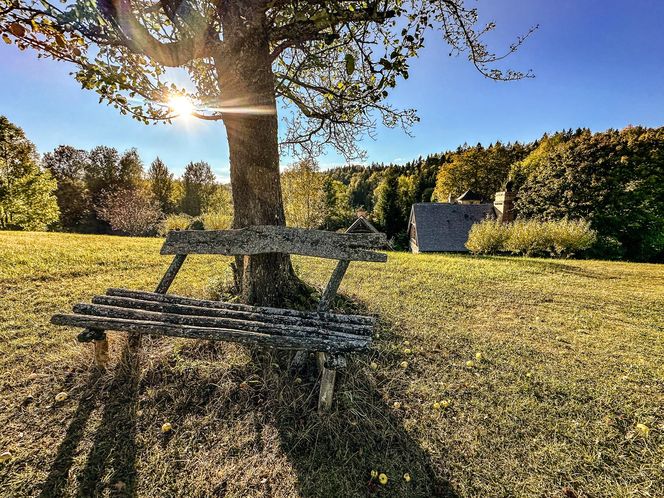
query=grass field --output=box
[1,231,663,497]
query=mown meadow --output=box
[1,232,663,497]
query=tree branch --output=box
[97,0,222,66]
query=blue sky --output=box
[1,0,663,181]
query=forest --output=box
[1,115,662,262]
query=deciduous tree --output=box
[42,145,92,230]
[147,157,175,213]
[1,0,534,303]
[281,159,326,228]
[0,116,60,230]
[97,188,162,236]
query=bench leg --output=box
[93,337,109,369]
[318,363,336,413]
[317,352,344,413]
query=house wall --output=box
[409,219,419,253]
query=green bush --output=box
[504,220,554,257]
[200,211,232,230]
[465,220,509,254]
[159,213,192,236]
[466,219,596,258]
[546,219,597,258]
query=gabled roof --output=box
[456,190,483,202]
[409,203,495,252]
[346,216,380,234]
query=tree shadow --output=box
[271,309,459,497]
[478,255,618,280]
[38,341,140,498]
[174,289,458,497]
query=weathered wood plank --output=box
[105,288,375,326]
[90,295,373,336]
[317,364,337,413]
[51,314,370,353]
[72,303,372,342]
[155,254,187,294]
[160,226,388,262]
[317,260,350,312]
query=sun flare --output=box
[168,95,195,118]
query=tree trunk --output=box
[216,3,298,306]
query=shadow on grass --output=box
[479,254,618,280]
[160,294,459,497]
[274,353,458,497]
[37,370,102,498]
[39,304,455,497]
[38,341,141,498]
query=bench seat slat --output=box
[72,303,372,341]
[106,288,375,326]
[51,314,370,353]
[90,295,373,336]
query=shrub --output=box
[465,220,509,254]
[466,219,596,258]
[159,213,192,235]
[584,235,624,260]
[504,220,554,257]
[546,219,596,258]
[200,211,232,230]
[97,188,162,236]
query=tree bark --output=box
[216,1,298,306]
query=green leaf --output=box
[344,54,355,76]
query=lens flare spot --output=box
[168,95,194,117]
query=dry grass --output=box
[0,231,663,497]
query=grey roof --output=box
[456,189,483,202]
[410,203,495,252]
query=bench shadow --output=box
[274,354,458,497]
[37,369,102,498]
[41,304,454,496]
[272,298,458,498]
[163,293,458,497]
[38,342,140,498]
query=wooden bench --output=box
[51,225,387,412]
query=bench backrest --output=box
[160,226,387,263]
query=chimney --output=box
[494,181,515,223]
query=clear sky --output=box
[1,0,663,181]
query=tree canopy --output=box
[1,0,535,160]
[0,116,59,230]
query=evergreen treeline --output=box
[1,114,662,261]
[318,127,663,261]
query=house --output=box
[455,189,483,205]
[408,187,515,253]
[346,215,380,234]
[346,215,393,249]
